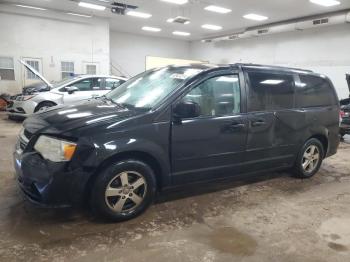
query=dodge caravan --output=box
[14,64,340,221]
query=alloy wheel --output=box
[302,145,320,173]
[104,171,147,213]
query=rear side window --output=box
[296,75,335,107]
[246,71,295,112]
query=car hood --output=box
[19,59,52,88]
[23,99,139,135]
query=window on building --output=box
[296,74,336,107]
[182,74,241,117]
[0,57,15,81]
[61,61,74,79]
[86,64,97,75]
[246,71,295,112]
[25,60,40,79]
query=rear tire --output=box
[34,101,56,113]
[293,138,324,178]
[90,159,156,222]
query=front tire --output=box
[90,159,156,222]
[294,138,324,178]
[34,101,56,113]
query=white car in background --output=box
[7,61,127,118]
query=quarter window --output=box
[0,57,15,80]
[297,75,335,107]
[61,61,74,79]
[182,74,241,117]
[246,71,295,112]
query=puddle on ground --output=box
[208,227,257,256]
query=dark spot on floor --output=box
[328,242,348,252]
[330,234,341,241]
[0,135,6,138]
[208,227,257,256]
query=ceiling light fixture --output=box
[204,5,232,14]
[127,11,152,18]
[201,24,223,30]
[142,26,162,32]
[173,31,191,36]
[78,2,106,10]
[309,0,340,6]
[243,13,268,21]
[66,12,92,18]
[15,4,47,10]
[160,0,188,5]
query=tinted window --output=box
[297,75,335,107]
[105,78,123,90]
[182,75,241,117]
[92,78,104,90]
[247,71,295,112]
[70,78,93,91]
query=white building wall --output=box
[0,12,110,94]
[110,31,191,77]
[190,24,350,99]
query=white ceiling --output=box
[2,0,350,40]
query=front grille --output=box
[24,129,33,140]
[19,138,27,150]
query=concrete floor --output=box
[1,112,350,262]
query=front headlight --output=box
[21,95,36,101]
[34,135,77,162]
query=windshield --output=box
[105,67,203,109]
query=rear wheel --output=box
[34,101,56,113]
[294,138,324,178]
[90,159,156,222]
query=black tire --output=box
[90,159,157,222]
[293,138,324,178]
[34,101,56,113]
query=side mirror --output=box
[173,101,201,120]
[67,86,79,94]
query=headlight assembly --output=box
[34,135,77,162]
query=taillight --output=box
[340,110,345,118]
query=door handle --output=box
[251,120,266,127]
[230,122,245,128]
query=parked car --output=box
[7,60,127,118]
[340,105,350,137]
[14,64,340,221]
[339,74,350,137]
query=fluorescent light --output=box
[79,2,106,10]
[161,0,188,5]
[15,4,47,10]
[204,5,232,14]
[260,79,284,85]
[201,24,223,30]
[142,26,161,32]
[173,31,191,36]
[66,12,92,18]
[243,13,268,21]
[127,11,152,18]
[310,0,340,6]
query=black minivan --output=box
[14,64,340,221]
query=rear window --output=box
[296,75,335,107]
[246,71,295,112]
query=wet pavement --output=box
[0,112,350,262]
